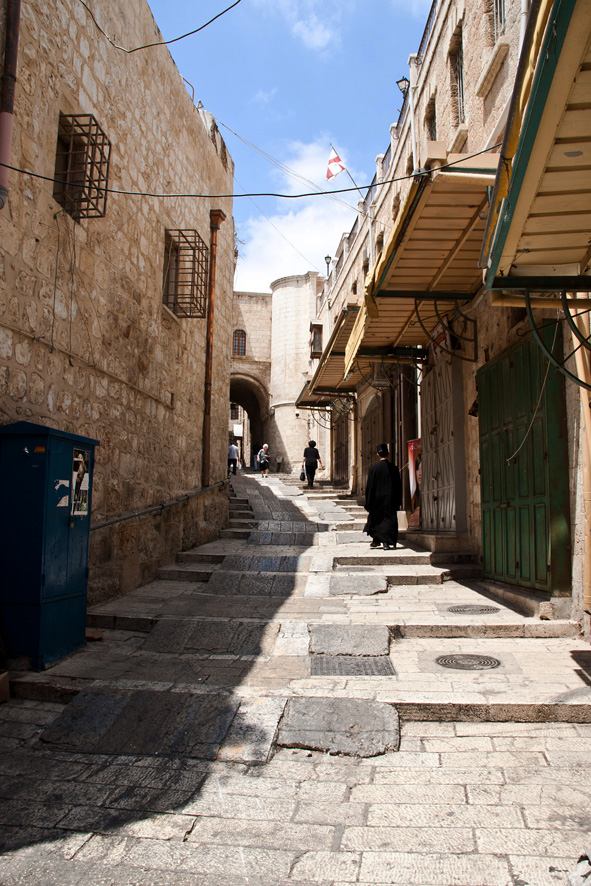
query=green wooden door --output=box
[478,329,571,594]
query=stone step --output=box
[335,553,477,567]
[157,562,218,582]
[384,564,481,585]
[392,620,581,639]
[176,551,225,565]
[220,528,251,540]
[229,519,258,529]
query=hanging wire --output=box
[76,0,242,54]
[0,142,503,202]
[505,317,560,464]
[50,211,64,353]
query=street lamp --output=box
[325,255,331,276]
[396,76,410,95]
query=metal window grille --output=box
[162,229,209,319]
[53,114,111,220]
[494,0,506,42]
[455,44,465,124]
[233,329,246,355]
[425,97,437,141]
[230,403,240,420]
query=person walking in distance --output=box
[227,440,239,477]
[257,443,270,478]
[364,443,402,550]
[302,440,323,489]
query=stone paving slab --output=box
[309,625,390,656]
[40,688,240,759]
[277,697,400,757]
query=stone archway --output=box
[230,373,270,468]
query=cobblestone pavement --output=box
[1,472,590,886]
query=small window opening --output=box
[233,329,246,356]
[310,323,323,358]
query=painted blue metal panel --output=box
[0,421,99,669]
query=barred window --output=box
[494,0,506,41]
[162,229,209,318]
[450,27,466,126]
[230,402,240,420]
[233,329,246,356]
[53,114,111,220]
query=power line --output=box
[76,0,242,53]
[234,177,321,272]
[0,144,502,202]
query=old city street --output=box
[1,473,591,886]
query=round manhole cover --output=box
[447,605,500,614]
[436,654,501,670]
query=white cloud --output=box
[292,14,333,50]
[253,87,278,105]
[252,0,348,51]
[234,138,362,292]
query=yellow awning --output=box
[345,162,498,375]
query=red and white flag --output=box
[326,147,345,181]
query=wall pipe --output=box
[90,479,229,532]
[201,208,226,488]
[0,0,20,210]
[571,296,591,615]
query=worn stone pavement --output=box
[1,471,591,886]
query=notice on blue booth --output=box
[71,448,90,516]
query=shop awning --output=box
[344,159,498,375]
[301,305,361,405]
[482,0,591,292]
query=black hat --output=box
[377,443,389,456]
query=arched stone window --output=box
[233,329,246,356]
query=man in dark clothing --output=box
[364,442,402,550]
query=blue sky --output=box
[147,0,431,291]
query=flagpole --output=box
[330,144,375,272]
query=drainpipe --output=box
[0,0,21,210]
[407,54,419,173]
[352,399,359,495]
[571,296,591,615]
[201,209,226,488]
[520,0,530,50]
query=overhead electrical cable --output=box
[219,121,358,213]
[76,0,242,53]
[234,177,321,272]
[0,144,503,201]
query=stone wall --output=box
[0,0,235,603]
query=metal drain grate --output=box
[311,655,396,676]
[436,654,501,670]
[447,605,500,614]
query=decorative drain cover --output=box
[311,656,395,676]
[436,654,501,670]
[447,605,500,614]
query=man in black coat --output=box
[364,443,402,550]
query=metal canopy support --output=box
[490,276,591,291]
[524,290,591,392]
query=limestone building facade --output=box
[298,0,591,634]
[0,0,235,603]
[231,274,330,475]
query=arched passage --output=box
[230,373,270,468]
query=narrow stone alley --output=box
[1,473,591,886]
